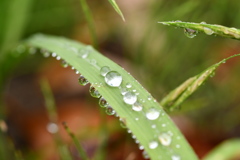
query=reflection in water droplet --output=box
[78,75,89,86]
[158,133,172,146]
[203,27,214,35]
[89,85,101,98]
[142,150,149,159]
[171,154,181,160]
[184,28,198,38]
[99,97,108,108]
[46,123,59,134]
[105,71,122,87]
[149,141,158,149]
[132,102,143,111]
[123,91,137,105]
[100,66,111,76]
[146,108,160,120]
[105,106,115,115]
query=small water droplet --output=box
[146,108,160,120]
[142,150,149,159]
[222,59,226,63]
[132,89,137,92]
[119,118,127,128]
[184,28,198,38]
[56,56,61,60]
[200,21,206,24]
[203,27,214,35]
[171,154,181,160]
[176,144,180,148]
[46,122,59,134]
[127,129,132,133]
[151,124,156,128]
[123,91,137,105]
[78,75,89,86]
[99,97,108,108]
[41,49,50,57]
[90,59,96,65]
[105,106,115,115]
[135,139,139,144]
[120,87,128,95]
[61,60,68,68]
[75,70,80,74]
[29,47,37,54]
[132,102,143,111]
[132,134,136,139]
[158,133,172,146]
[89,85,101,98]
[162,124,166,127]
[100,66,111,76]
[126,83,132,88]
[135,117,139,121]
[52,52,57,57]
[149,141,158,149]
[139,145,144,150]
[105,71,122,87]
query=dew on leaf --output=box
[46,122,59,134]
[203,27,214,35]
[120,87,128,95]
[105,106,115,115]
[132,102,143,111]
[61,60,68,68]
[100,66,111,76]
[146,108,160,120]
[184,28,198,38]
[78,75,89,86]
[142,150,149,159]
[123,91,137,105]
[149,141,158,149]
[171,154,181,160]
[99,97,108,108]
[105,71,122,87]
[89,85,101,98]
[126,83,132,88]
[56,56,61,60]
[158,132,172,146]
[139,145,144,150]
[51,52,57,57]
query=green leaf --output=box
[25,34,198,160]
[160,54,240,111]
[159,21,240,40]
[203,138,240,160]
[108,0,125,22]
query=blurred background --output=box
[0,0,240,159]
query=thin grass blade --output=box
[158,21,240,40]
[108,0,125,22]
[160,54,240,111]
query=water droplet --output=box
[56,56,61,60]
[176,144,180,148]
[120,87,128,95]
[222,59,226,63]
[46,122,59,134]
[126,83,132,88]
[132,102,143,111]
[29,47,37,54]
[132,134,136,139]
[119,118,127,128]
[52,52,57,57]
[105,71,122,87]
[184,28,198,38]
[75,70,80,74]
[158,133,172,146]
[127,129,132,133]
[200,21,206,24]
[89,85,101,98]
[162,124,166,127]
[100,66,111,76]
[135,117,139,121]
[90,59,96,65]
[41,49,50,57]
[132,89,137,92]
[71,66,75,70]
[203,27,214,35]
[78,75,89,86]
[61,60,68,68]
[105,106,115,115]
[171,154,181,160]
[99,97,108,108]
[123,91,137,105]
[149,141,158,149]
[142,150,149,159]
[151,124,156,128]
[146,108,160,120]
[139,145,144,150]
[135,139,139,144]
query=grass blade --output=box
[160,54,240,111]
[25,34,198,160]
[62,122,90,160]
[203,138,240,160]
[108,0,125,22]
[158,21,240,40]
[79,0,98,48]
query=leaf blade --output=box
[108,0,125,22]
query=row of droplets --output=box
[22,43,181,160]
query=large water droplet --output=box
[99,97,108,108]
[132,102,143,111]
[78,75,89,86]
[184,28,198,38]
[100,66,111,76]
[203,27,214,35]
[89,85,101,98]
[105,106,116,115]
[146,108,160,120]
[123,91,137,105]
[171,154,181,160]
[149,141,158,149]
[105,71,122,87]
[158,133,172,146]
